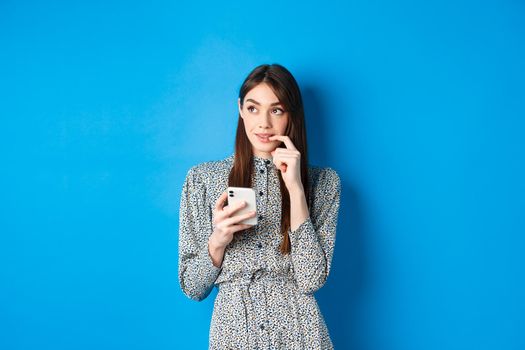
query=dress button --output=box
[259,191,264,196]
[257,242,263,249]
[265,160,271,165]
[258,215,263,221]
[260,324,265,330]
[259,169,264,174]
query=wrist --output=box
[287,183,305,196]
[208,235,226,268]
[208,234,226,252]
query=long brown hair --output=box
[228,63,310,254]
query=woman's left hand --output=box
[269,135,304,192]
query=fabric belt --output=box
[217,270,296,350]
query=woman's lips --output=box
[255,133,274,143]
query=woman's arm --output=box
[208,239,227,268]
[268,135,341,295]
[289,183,310,231]
[178,166,222,302]
[288,168,341,294]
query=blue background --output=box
[2,1,524,349]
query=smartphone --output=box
[227,187,258,225]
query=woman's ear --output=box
[238,98,244,119]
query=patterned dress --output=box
[178,153,341,349]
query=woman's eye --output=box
[272,108,284,115]
[247,106,257,113]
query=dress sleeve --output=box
[288,167,341,294]
[178,166,221,301]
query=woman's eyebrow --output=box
[246,98,282,106]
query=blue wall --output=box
[2,1,524,349]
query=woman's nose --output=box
[258,111,272,128]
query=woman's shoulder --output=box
[185,154,234,179]
[307,164,341,191]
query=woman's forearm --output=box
[288,184,310,231]
[208,237,226,268]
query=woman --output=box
[178,63,341,349]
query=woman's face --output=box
[238,83,289,159]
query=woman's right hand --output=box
[209,190,256,250]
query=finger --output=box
[274,151,300,163]
[213,206,230,223]
[222,211,256,227]
[272,155,298,166]
[268,135,297,150]
[214,191,228,211]
[231,223,253,234]
[273,147,300,156]
[223,200,248,216]
[215,201,247,224]
[272,157,285,168]
[274,152,300,160]
[213,194,235,223]
[271,149,299,161]
[271,156,289,173]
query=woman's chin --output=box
[255,144,277,152]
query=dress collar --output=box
[253,154,274,167]
[229,153,275,169]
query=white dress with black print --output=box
[178,153,341,350]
